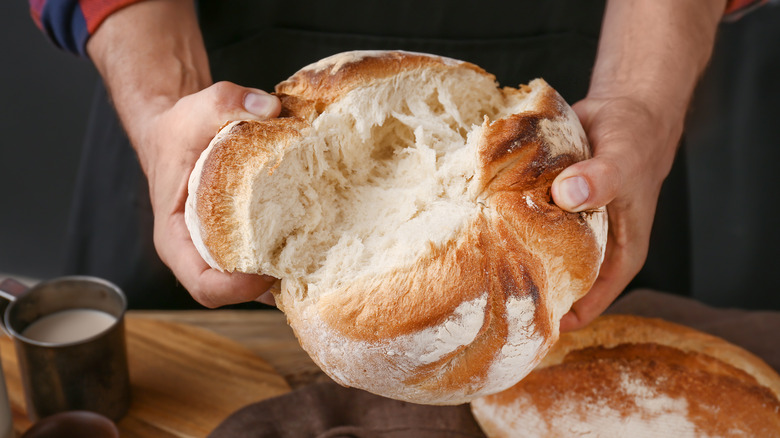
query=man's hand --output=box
[555,96,678,332]
[87,0,281,307]
[144,83,281,307]
[554,0,727,331]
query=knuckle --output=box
[209,80,234,94]
[191,285,220,309]
[589,158,623,202]
[208,81,241,110]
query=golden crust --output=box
[540,315,780,397]
[195,118,309,270]
[187,51,607,404]
[307,215,554,398]
[276,50,491,107]
[472,315,780,437]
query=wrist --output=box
[86,0,211,174]
[588,0,726,124]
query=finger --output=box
[179,81,281,139]
[552,99,638,213]
[558,206,649,332]
[205,81,281,120]
[559,253,625,332]
[157,212,276,308]
[195,270,277,308]
[255,278,282,306]
[559,271,621,332]
[551,156,623,213]
[570,100,595,130]
[255,290,277,306]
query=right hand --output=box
[84,0,283,307]
[138,81,282,308]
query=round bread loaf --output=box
[471,314,780,436]
[185,51,607,404]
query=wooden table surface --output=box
[134,309,329,388]
[0,309,330,437]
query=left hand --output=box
[552,0,726,331]
[553,95,682,332]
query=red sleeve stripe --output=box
[29,0,45,30]
[78,0,143,34]
[724,0,774,20]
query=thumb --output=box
[240,88,282,120]
[186,81,281,130]
[551,156,622,212]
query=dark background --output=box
[1,1,97,281]
[1,2,778,308]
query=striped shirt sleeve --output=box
[29,0,779,57]
[29,0,142,56]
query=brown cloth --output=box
[207,381,486,438]
[208,289,780,437]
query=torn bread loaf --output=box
[185,50,607,404]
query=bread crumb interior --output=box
[244,69,535,292]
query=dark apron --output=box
[65,0,689,309]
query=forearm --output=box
[79,0,278,306]
[86,0,211,174]
[556,0,729,330]
[590,0,726,122]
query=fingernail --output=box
[244,92,276,117]
[558,176,589,210]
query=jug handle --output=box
[0,278,29,333]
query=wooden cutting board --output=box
[0,316,291,437]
